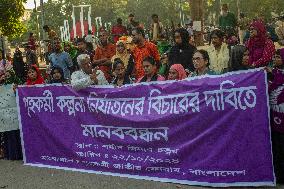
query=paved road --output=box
[0,160,283,189]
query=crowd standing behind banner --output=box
[0,3,284,184]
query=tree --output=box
[0,0,27,38]
[189,0,204,46]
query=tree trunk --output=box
[189,0,204,46]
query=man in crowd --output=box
[111,18,127,43]
[43,25,58,40]
[151,14,164,43]
[185,19,194,37]
[219,4,237,32]
[92,30,116,82]
[84,30,95,52]
[71,54,108,90]
[238,13,250,44]
[74,38,93,71]
[48,38,73,80]
[131,27,160,79]
[127,14,140,35]
[25,44,38,66]
[28,32,36,51]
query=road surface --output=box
[0,160,283,189]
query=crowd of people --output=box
[0,3,284,184]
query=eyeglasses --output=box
[192,57,204,61]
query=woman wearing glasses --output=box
[190,49,217,77]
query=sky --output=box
[24,0,48,9]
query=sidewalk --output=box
[0,160,283,189]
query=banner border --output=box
[16,89,27,163]
[264,70,277,185]
[23,163,275,187]
[16,69,276,187]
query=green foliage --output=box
[0,0,27,38]
[206,0,284,24]
[24,0,284,40]
[25,0,189,37]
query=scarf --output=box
[26,65,45,85]
[170,64,187,80]
[111,40,130,68]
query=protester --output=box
[267,48,284,184]
[245,20,275,68]
[93,30,116,82]
[74,38,93,71]
[25,44,38,66]
[127,14,140,35]
[151,14,164,42]
[168,28,196,74]
[230,45,248,71]
[238,13,250,45]
[49,66,66,84]
[111,40,134,77]
[28,32,36,51]
[275,16,284,46]
[273,49,284,70]
[112,58,133,87]
[111,18,127,43]
[62,41,78,61]
[131,27,160,79]
[26,65,45,85]
[207,29,229,73]
[71,54,108,90]
[167,64,187,80]
[12,47,27,82]
[191,49,216,76]
[43,25,58,40]
[219,3,237,32]
[0,67,23,160]
[137,56,165,83]
[0,53,13,83]
[185,19,194,37]
[84,30,95,52]
[48,38,73,80]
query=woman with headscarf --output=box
[245,20,275,68]
[13,47,27,82]
[49,66,66,84]
[167,64,187,80]
[111,40,134,77]
[26,65,45,85]
[0,67,23,160]
[168,28,196,73]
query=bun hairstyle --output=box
[142,56,157,66]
